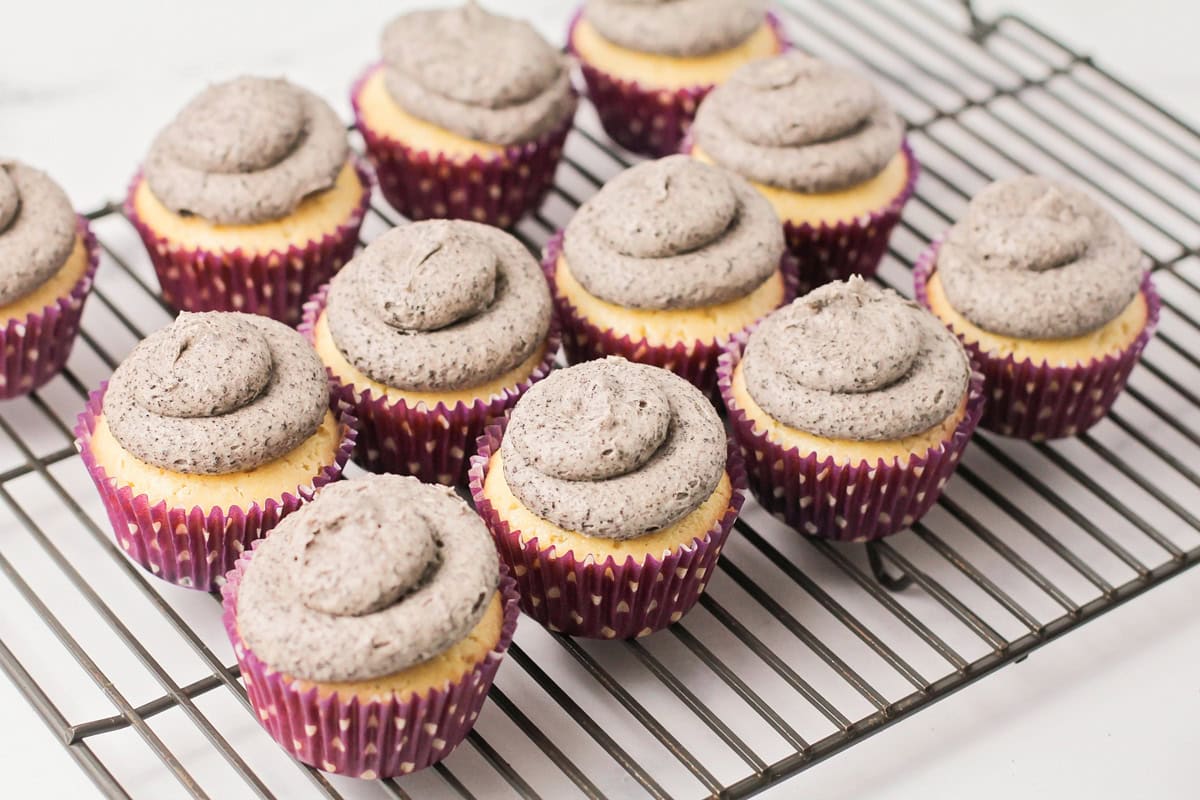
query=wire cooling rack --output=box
[2,1,1199,798]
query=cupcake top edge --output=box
[936,174,1143,339]
[583,0,770,58]
[0,159,78,306]
[325,219,552,393]
[144,76,349,226]
[563,155,785,310]
[236,474,500,683]
[381,2,576,146]
[691,52,904,193]
[501,357,727,539]
[743,277,971,441]
[103,311,330,475]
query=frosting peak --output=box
[144,76,348,225]
[585,0,769,57]
[937,175,1142,339]
[0,160,78,306]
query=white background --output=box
[2,2,1198,798]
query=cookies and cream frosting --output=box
[381,2,576,145]
[936,175,1143,339]
[0,160,77,306]
[325,220,552,392]
[501,358,726,539]
[104,312,328,475]
[584,0,769,57]
[692,53,904,193]
[236,475,500,682]
[563,155,784,310]
[144,76,348,225]
[742,278,970,441]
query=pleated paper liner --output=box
[223,549,520,780]
[351,64,576,229]
[681,137,919,291]
[913,239,1161,440]
[300,285,562,487]
[123,161,371,326]
[1,216,99,399]
[568,10,789,158]
[74,387,358,591]
[469,422,747,639]
[718,336,984,542]
[542,230,799,398]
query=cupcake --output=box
[915,175,1158,440]
[470,357,746,638]
[569,0,786,157]
[719,278,983,541]
[353,2,577,228]
[223,474,520,778]
[1,160,99,399]
[75,312,356,590]
[126,76,370,325]
[687,53,917,289]
[545,155,793,395]
[302,219,558,486]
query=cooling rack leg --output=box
[866,542,914,593]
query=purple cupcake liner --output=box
[542,230,798,398]
[913,239,1160,440]
[74,387,358,591]
[717,335,984,541]
[299,285,562,486]
[469,421,747,638]
[351,64,576,229]
[569,10,789,157]
[123,161,371,326]
[222,546,520,779]
[1,216,99,399]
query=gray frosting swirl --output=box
[743,278,970,441]
[104,312,329,475]
[326,220,552,392]
[501,358,726,539]
[584,0,769,57]
[936,175,1143,339]
[144,76,348,225]
[236,475,500,682]
[692,53,905,192]
[0,160,77,306]
[382,2,576,145]
[563,156,784,310]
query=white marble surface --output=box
[1,2,1198,798]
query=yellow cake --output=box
[0,234,89,323]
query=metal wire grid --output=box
[1,1,1198,798]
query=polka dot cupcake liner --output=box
[299,285,562,487]
[717,335,984,541]
[1,216,99,399]
[569,11,789,158]
[913,239,1161,440]
[74,387,358,591]
[123,161,371,326]
[541,230,798,399]
[469,422,747,639]
[222,545,520,779]
[351,64,576,229]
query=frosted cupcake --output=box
[915,175,1158,439]
[471,357,745,638]
[353,2,577,228]
[76,312,356,589]
[688,53,917,288]
[569,0,786,156]
[1,160,99,398]
[303,220,558,485]
[127,77,369,325]
[224,475,519,778]
[545,155,792,395]
[720,279,982,541]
